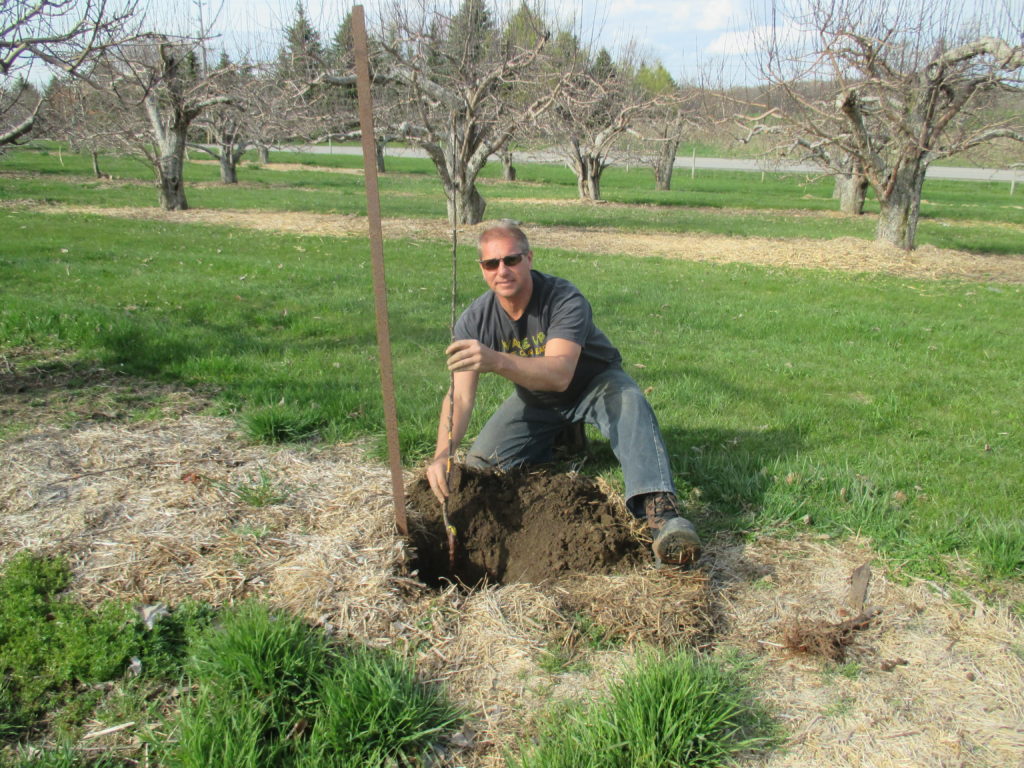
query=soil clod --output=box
[405,464,647,587]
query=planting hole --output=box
[405,465,647,588]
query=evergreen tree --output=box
[637,61,675,95]
[278,2,325,83]
[446,0,495,68]
[590,48,614,81]
[329,10,355,70]
[503,2,547,50]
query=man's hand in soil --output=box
[426,454,450,504]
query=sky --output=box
[66,0,1017,89]
[179,0,767,85]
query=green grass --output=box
[509,649,778,768]
[169,601,461,768]
[0,552,140,739]
[2,148,1023,583]
[2,746,123,767]
[213,468,292,507]
[4,146,1022,253]
[0,556,458,768]
[0,552,215,744]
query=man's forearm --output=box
[434,396,470,459]
[446,338,581,393]
[491,351,575,392]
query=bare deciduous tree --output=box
[93,34,234,209]
[189,53,253,183]
[629,63,701,191]
[41,73,129,176]
[375,0,558,224]
[1,0,139,146]
[756,0,1024,249]
[543,44,663,201]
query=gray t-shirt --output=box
[454,271,622,407]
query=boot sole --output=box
[653,518,702,567]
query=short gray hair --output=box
[478,222,530,255]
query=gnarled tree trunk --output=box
[876,162,927,250]
[652,138,679,191]
[500,148,516,181]
[834,171,868,215]
[576,158,603,200]
[151,120,190,211]
[218,144,238,184]
[445,180,486,225]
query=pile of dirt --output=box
[405,465,647,587]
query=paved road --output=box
[292,143,1023,183]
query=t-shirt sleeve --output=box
[546,285,592,346]
[453,300,486,344]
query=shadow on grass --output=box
[0,349,214,438]
[562,424,803,536]
[664,425,804,532]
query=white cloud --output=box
[705,21,808,55]
[670,0,738,32]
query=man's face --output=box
[478,236,533,302]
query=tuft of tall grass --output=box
[975,519,1024,578]
[509,649,778,768]
[168,601,460,768]
[240,402,329,444]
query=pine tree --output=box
[278,2,325,83]
[503,2,547,50]
[446,0,495,68]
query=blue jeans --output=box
[466,367,675,518]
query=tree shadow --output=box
[571,424,804,535]
[0,349,212,432]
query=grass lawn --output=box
[4,145,1023,253]
[1,143,1022,767]
[1,184,1021,581]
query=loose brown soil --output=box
[405,465,647,587]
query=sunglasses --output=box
[478,252,526,270]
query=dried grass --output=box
[2,387,1023,767]
[17,203,1024,284]
[710,535,1024,767]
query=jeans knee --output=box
[465,450,495,469]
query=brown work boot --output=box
[644,492,702,567]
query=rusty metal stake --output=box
[352,5,406,536]
[442,211,459,570]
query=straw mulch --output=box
[711,535,1024,767]
[0,374,708,764]
[2,362,1023,766]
